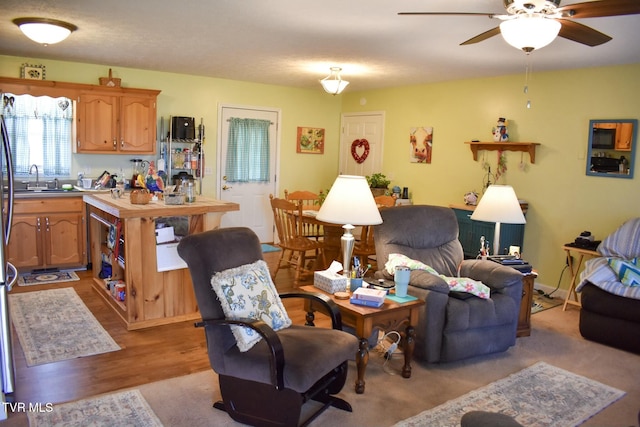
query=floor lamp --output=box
[316,175,382,279]
[470,185,526,256]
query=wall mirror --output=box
[586,119,637,179]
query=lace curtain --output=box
[2,93,72,176]
[225,117,271,182]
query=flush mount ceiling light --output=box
[320,67,349,95]
[13,17,77,45]
[499,14,561,53]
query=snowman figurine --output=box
[492,117,509,142]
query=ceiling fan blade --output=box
[398,12,497,17]
[460,26,502,45]
[558,0,640,18]
[557,19,612,46]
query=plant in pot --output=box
[366,173,391,196]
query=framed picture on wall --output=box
[409,126,433,163]
[296,127,324,154]
[20,64,46,80]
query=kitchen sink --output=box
[13,187,79,193]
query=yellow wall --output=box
[341,63,640,292]
[0,55,343,197]
[2,54,639,291]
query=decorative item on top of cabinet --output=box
[161,116,205,195]
[76,87,160,154]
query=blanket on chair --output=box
[577,218,640,300]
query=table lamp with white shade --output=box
[316,175,383,279]
[470,185,526,256]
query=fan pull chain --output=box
[524,59,532,109]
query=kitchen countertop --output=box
[83,192,239,219]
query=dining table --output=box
[298,210,360,271]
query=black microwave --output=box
[591,127,616,149]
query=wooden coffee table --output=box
[300,285,425,394]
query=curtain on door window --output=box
[225,117,271,182]
[2,93,72,176]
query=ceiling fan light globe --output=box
[500,15,561,52]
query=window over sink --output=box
[2,93,73,177]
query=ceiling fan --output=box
[399,0,640,53]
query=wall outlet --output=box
[204,167,213,176]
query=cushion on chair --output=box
[211,260,292,352]
[217,324,358,392]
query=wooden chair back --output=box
[269,195,324,285]
[270,195,303,244]
[284,189,320,211]
[374,195,396,208]
[284,189,322,239]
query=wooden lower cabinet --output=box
[517,273,535,337]
[8,197,86,272]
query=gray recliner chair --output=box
[178,227,358,427]
[374,205,524,363]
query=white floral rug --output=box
[394,361,625,427]
[9,287,120,366]
[28,389,162,427]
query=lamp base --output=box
[341,224,355,279]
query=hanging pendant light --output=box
[500,14,561,53]
[13,17,77,45]
[320,67,349,95]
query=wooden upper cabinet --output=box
[77,94,119,152]
[77,90,158,154]
[0,77,160,155]
[616,122,633,151]
[119,95,156,153]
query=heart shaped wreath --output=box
[351,139,370,164]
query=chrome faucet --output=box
[29,164,40,188]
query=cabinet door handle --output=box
[121,139,124,149]
[45,217,50,232]
[113,139,117,150]
[36,217,41,232]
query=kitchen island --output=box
[84,193,239,330]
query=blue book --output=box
[350,297,384,308]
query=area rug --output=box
[531,293,563,314]
[9,287,120,366]
[18,270,80,286]
[394,361,625,427]
[27,389,162,427]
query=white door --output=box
[339,112,385,176]
[217,105,280,243]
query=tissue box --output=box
[314,271,348,293]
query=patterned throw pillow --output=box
[607,257,640,287]
[211,260,292,352]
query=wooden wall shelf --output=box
[465,141,540,163]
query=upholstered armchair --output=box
[177,227,358,427]
[373,205,524,363]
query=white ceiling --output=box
[1,0,639,92]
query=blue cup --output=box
[394,266,410,297]
[350,278,363,292]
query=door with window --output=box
[217,105,280,243]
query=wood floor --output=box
[4,264,315,413]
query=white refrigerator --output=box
[0,115,17,419]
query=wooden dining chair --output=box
[284,189,323,240]
[270,195,325,286]
[353,198,395,272]
[374,195,396,207]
